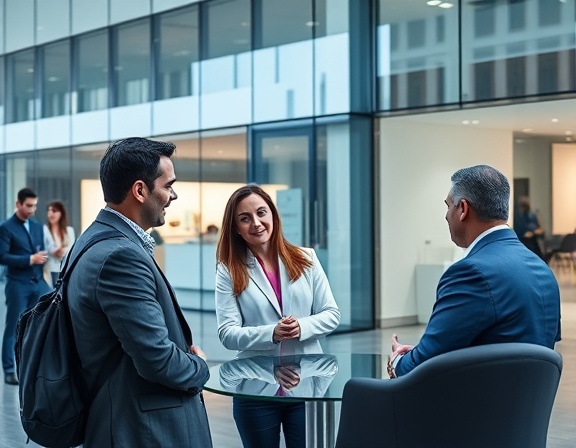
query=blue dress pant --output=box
[233,397,305,448]
[2,278,51,374]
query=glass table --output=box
[204,352,384,448]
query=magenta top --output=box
[255,255,283,312]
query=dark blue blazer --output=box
[397,228,561,377]
[0,214,46,283]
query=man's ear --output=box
[459,199,470,222]
[132,181,147,204]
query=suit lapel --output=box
[152,258,193,347]
[247,252,282,317]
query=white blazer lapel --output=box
[278,258,292,317]
[247,251,282,317]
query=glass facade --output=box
[155,6,199,100]
[75,30,109,113]
[6,49,35,123]
[0,0,575,331]
[41,40,71,118]
[113,19,151,107]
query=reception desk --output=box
[164,242,217,290]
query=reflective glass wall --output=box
[377,0,576,111]
[461,0,576,102]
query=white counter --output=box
[164,242,217,291]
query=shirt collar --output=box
[104,206,156,256]
[462,224,509,258]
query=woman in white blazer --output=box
[43,200,75,287]
[215,185,340,448]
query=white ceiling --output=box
[385,98,576,139]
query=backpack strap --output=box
[56,229,125,405]
[54,229,123,290]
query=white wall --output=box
[378,119,513,326]
[552,144,576,234]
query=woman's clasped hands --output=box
[273,315,301,343]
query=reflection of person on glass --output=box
[215,185,340,448]
[218,354,338,399]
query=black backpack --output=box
[15,230,121,448]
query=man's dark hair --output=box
[100,137,176,204]
[17,188,38,204]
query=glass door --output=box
[252,124,315,248]
[252,117,374,333]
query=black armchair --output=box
[335,343,562,448]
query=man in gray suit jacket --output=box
[67,138,212,447]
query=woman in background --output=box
[44,200,75,286]
[215,184,340,448]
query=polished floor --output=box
[1,269,575,447]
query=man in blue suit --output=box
[388,165,561,378]
[0,188,51,385]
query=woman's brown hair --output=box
[47,200,69,241]
[216,185,313,296]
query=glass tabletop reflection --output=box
[204,352,384,402]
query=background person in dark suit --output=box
[66,138,212,447]
[388,165,561,378]
[0,187,51,385]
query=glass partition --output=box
[6,49,36,123]
[315,0,350,115]
[36,0,70,44]
[253,0,313,122]
[154,129,248,311]
[71,143,107,234]
[41,40,71,118]
[112,19,151,107]
[200,0,251,128]
[75,30,109,113]
[3,152,37,219]
[377,0,460,111]
[0,57,4,124]
[461,0,576,101]
[155,5,199,100]
[36,147,73,227]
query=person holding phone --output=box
[0,188,51,385]
[215,184,340,448]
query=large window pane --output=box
[41,40,71,118]
[317,117,373,332]
[156,6,199,100]
[36,147,73,226]
[0,57,5,124]
[315,0,350,115]
[113,19,151,107]
[462,0,576,101]
[71,143,106,233]
[255,0,312,49]
[5,0,34,53]
[37,0,70,44]
[201,0,251,128]
[75,30,109,112]
[6,49,35,123]
[157,130,247,311]
[3,154,37,219]
[204,0,251,59]
[72,0,108,35]
[253,0,313,121]
[377,0,459,111]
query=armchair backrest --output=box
[335,343,562,448]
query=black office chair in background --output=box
[548,233,576,273]
[335,343,563,448]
